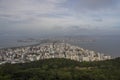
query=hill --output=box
[0,58,120,80]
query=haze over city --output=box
[0,0,120,57]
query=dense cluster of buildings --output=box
[0,43,111,64]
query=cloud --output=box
[74,0,119,11]
[0,0,68,26]
[0,0,120,36]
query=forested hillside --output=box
[0,58,120,80]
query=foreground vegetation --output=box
[0,58,120,80]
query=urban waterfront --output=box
[0,42,111,64]
[0,35,120,57]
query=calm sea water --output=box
[0,35,120,57]
[0,35,38,48]
[71,36,120,57]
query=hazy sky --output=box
[0,0,120,36]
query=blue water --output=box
[0,35,38,48]
[72,36,120,57]
[0,35,120,57]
